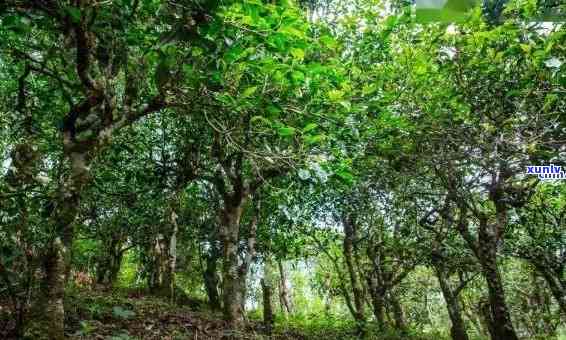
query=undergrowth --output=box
[19,287,458,339]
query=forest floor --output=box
[1,287,433,340]
[62,287,303,340]
[5,286,351,340]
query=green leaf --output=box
[414,63,427,75]
[277,126,296,137]
[112,306,135,319]
[66,6,82,23]
[306,63,326,75]
[242,86,258,98]
[291,70,305,83]
[251,115,271,126]
[327,89,344,102]
[543,94,558,112]
[339,101,351,110]
[215,93,236,106]
[267,105,282,117]
[336,169,354,183]
[191,47,204,57]
[224,46,245,63]
[4,15,31,33]
[305,134,325,144]
[290,48,305,60]
[362,84,378,96]
[320,35,337,48]
[278,26,305,39]
[302,123,318,133]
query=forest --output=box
[0,0,565,339]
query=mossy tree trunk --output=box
[277,260,293,315]
[343,214,365,331]
[433,262,470,340]
[203,244,222,311]
[220,199,246,325]
[458,203,518,340]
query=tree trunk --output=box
[261,279,274,335]
[479,298,497,339]
[457,197,519,340]
[204,246,222,311]
[96,252,124,287]
[537,265,566,317]
[343,214,365,331]
[163,207,179,300]
[372,296,385,330]
[220,201,245,325]
[41,237,68,340]
[434,264,469,340]
[148,234,166,293]
[366,276,386,330]
[390,293,407,333]
[148,199,179,299]
[477,220,519,340]
[278,260,293,315]
[323,274,332,316]
[372,294,386,330]
[262,258,275,335]
[237,200,259,314]
[96,235,125,288]
[239,270,249,313]
[40,150,90,339]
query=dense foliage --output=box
[0,0,564,339]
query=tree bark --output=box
[147,196,180,299]
[477,217,519,340]
[389,293,407,333]
[536,265,566,317]
[433,264,469,340]
[261,278,274,335]
[40,150,91,339]
[369,283,386,330]
[41,237,68,340]
[96,252,123,287]
[163,206,179,300]
[323,273,333,316]
[220,200,246,325]
[96,234,126,287]
[364,237,412,331]
[148,233,166,292]
[237,200,259,313]
[204,244,222,311]
[278,260,293,315]
[239,270,249,313]
[262,257,276,335]
[455,194,519,340]
[343,214,366,331]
